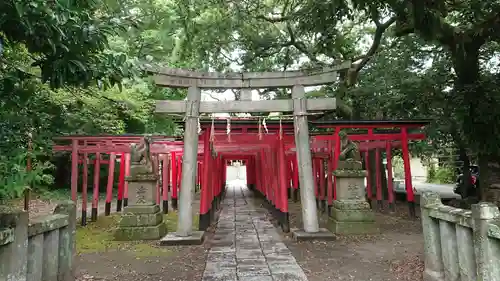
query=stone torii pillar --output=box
[151,62,351,244]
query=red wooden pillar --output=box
[162,154,170,214]
[333,129,341,200]
[272,148,279,208]
[291,155,299,202]
[154,154,161,205]
[199,129,211,230]
[364,151,372,207]
[123,152,131,207]
[278,135,290,232]
[71,139,79,202]
[401,127,416,217]
[259,152,265,196]
[177,157,182,196]
[375,148,383,210]
[318,157,326,212]
[81,145,89,226]
[385,141,395,211]
[247,157,254,189]
[222,158,228,193]
[210,154,217,217]
[216,155,222,209]
[272,143,280,214]
[91,153,101,221]
[105,152,116,216]
[261,148,269,199]
[171,152,178,209]
[117,152,126,212]
[255,155,262,195]
[313,157,319,207]
[286,156,293,199]
[327,140,334,215]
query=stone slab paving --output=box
[202,185,308,281]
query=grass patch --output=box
[76,211,200,257]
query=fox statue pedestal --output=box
[327,160,378,234]
[114,164,167,241]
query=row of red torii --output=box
[53,62,429,238]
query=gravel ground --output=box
[75,232,212,281]
[264,199,425,281]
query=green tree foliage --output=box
[175,0,500,201]
[0,0,190,199]
[1,0,500,203]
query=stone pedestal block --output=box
[114,169,166,241]
[126,173,158,206]
[327,160,378,234]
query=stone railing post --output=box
[0,207,29,281]
[420,192,444,281]
[54,201,77,281]
[472,202,500,281]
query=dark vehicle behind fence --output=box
[453,165,479,198]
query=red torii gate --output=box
[51,118,429,228]
[309,119,429,217]
[53,135,187,225]
[191,118,429,231]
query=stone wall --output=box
[420,192,500,281]
[0,201,76,281]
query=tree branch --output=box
[255,14,294,23]
[206,92,222,101]
[470,12,500,44]
[354,16,397,72]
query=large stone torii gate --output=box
[151,61,351,242]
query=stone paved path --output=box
[202,185,308,281]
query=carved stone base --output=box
[327,217,378,234]
[114,204,167,241]
[291,228,336,241]
[114,223,167,241]
[160,231,205,246]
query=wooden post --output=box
[124,152,131,207]
[81,144,89,226]
[162,154,169,214]
[386,142,395,211]
[199,128,211,230]
[292,84,319,233]
[171,152,178,209]
[92,153,101,221]
[375,148,383,210]
[71,139,79,202]
[401,127,416,218]
[105,152,116,216]
[177,86,201,237]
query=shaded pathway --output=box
[202,185,308,281]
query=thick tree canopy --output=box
[1,0,500,202]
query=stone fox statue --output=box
[338,130,361,161]
[130,135,153,172]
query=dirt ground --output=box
[267,199,425,281]
[75,231,212,281]
[74,195,210,281]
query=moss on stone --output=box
[28,214,69,237]
[76,212,199,256]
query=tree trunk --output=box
[478,155,500,206]
[458,146,471,197]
